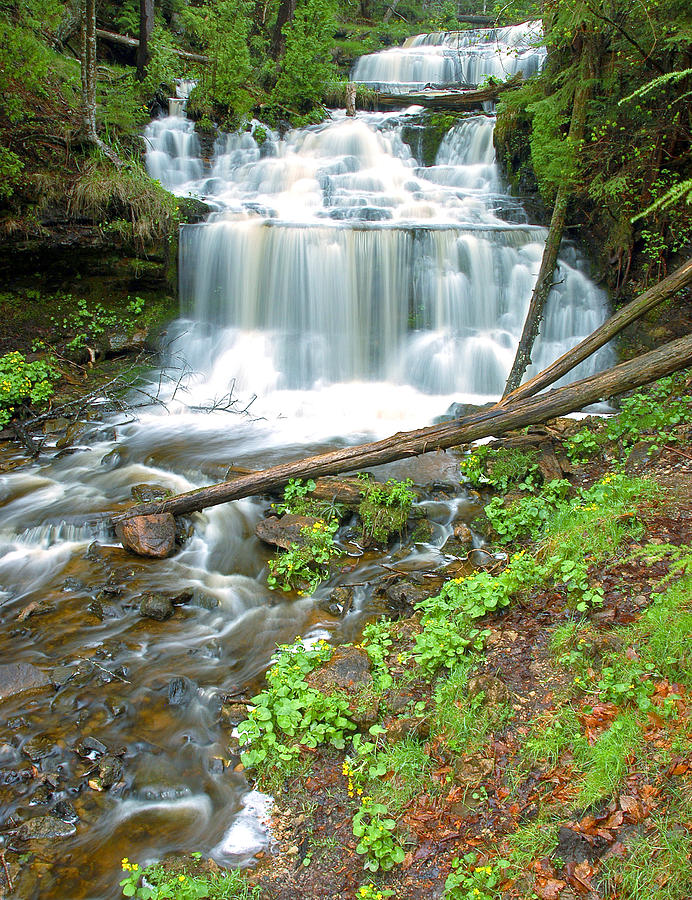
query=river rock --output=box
[130,483,173,503]
[17,815,77,840]
[317,585,354,618]
[386,715,430,743]
[139,592,175,621]
[306,646,372,692]
[0,662,51,701]
[116,513,176,558]
[467,674,510,706]
[255,514,320,550]
[88,755,124,791]
[168,676,197,707]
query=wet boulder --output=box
[255,514,321,550]
[139,592,175,621]
[116,513,176,558]
[0,663,51,702]
[467,674,510,706]
[306,646,372,693]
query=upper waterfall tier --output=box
[351,20,545,93]
[145,108,612,403]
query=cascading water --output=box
[351,19,546,91]
[0,26,612,900]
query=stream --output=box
[0,22,613,899]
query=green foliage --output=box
[237,639,356,768]
[577,713,642,807]
[355,885,394,900]
[522,706,583,768]
[266,518,341,592]
[433,663,512,753]
[119,857,259,899]
[271,477,344,522]
[0,351,59,426]
[360,620,394,690]
[484,479,572,542]
[272,0,338,115]
[459,445,540,491]
[358,477,415,543]
[0,145,24,200]
[444,853,508,900]
[351,796,405,872]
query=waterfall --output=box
[144,21,611,421]
[351,19,546,92]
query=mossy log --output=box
[374,76,521,111]
[112,333,692,531]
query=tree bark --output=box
[501,257,692,405]
[345,83,357,116]
[137,0,155,81]
[79,3,123,167]
[111,333,692,526]
[270,0,296,59]
[503,46,593,396]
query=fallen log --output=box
[502,257,692,405]
[374,76,520,110]
[96,28,209,63]
[112,333,692,529]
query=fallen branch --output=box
[374,75,521,110]
[502,257,692,404]
[111,333,692,527]
[95,28,209,63]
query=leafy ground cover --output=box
[187,377,692,900]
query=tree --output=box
[137,0,155,80]
[79,0,122,165]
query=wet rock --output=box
[88,755,124,791]
[317,585,354,618]
[106,328,148,355]
[175,515,195,547]
[168,676,197,707]
[130,483,173,503]
[452,522,473,545]
[467,674,510,706]
[116,513,176,558]
[386,689,415,715]
[209,757,225,776]
[55,422,89,450]
[62,577,86,592]
[17,815,77,840]
[51,799,79,824]
[87,598,122,621]
[306,646,372,693]
[106,696,128,718]
[410,518,435,543]
[386,715,430,743]
[255,514,320,550]
[380,581,429,617]
[139,593,175,621]
[188,589,219,610]
[0,663,51,701]
[349,695,380,729]
[555,825,608,865]
[220,701,252,726]
[21,735,58,764]
[453,752,494,788]
[75,736,107,759]
[625,440,660,475]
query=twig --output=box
[664,445,692,461]
[0,849,13,892]
[78,657,131,684]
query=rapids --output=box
[0,23,612,899]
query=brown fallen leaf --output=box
[535,878,566,899]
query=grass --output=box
[367,736,436,813]
[507,817,560,865]
[576,712,643,809]
[432,661,513,754]
[521,706,583,769]
[600,813,692,900]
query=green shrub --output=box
[358,477,415,543]
[266,518,341,593]
[460,445,540,491]
[119,856,259,899]
[0,351,59,426]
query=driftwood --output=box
[95,28,209,63]
[374,76,521,111]
[112,333,692,529]
[502,257,692,405]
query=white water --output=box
[351,19,546,92]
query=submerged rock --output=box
[116,513,176,558]
[17,815,77,840]
[0,662,51,702]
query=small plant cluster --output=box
[237,640,356,768]
[266,518,341,593]
[444,853,508,899]
[119,856,259,899]
[357,885,394,900]
[459,445,540,492]
[566,375,692,461]
[358,476,416,543]
[50,295,145,352]
[351,796,406,873]
[0,351,59,427]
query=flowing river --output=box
[0,22,612,899]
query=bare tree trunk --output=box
[137,0,155,81]
[502,41,593,396]
[111,333,692,527]
[345,83,357,116]
[501,257,692,404]
[79,1,123,167]
[96,28,208,63]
